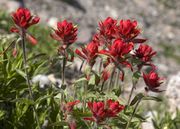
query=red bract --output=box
[143,71,163,92]
[51,20,77,46]
[84,99,124,123]
[85,101,106,123]
[99,17,117,40]
[75,41,98,66]
[61,100,80,113]
[11,8,40,45]
[135,44,156,62]
[61,100,80,129]
[116,19,146,43]
[11,8,40,31]
[100,39,133,68]
[109,39,134,58]
[101,70,111,82]
[106,99,125,117]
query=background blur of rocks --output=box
[0,0,180,111]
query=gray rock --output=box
[166,71,180,112]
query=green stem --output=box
[61,56,66,86]
[21,29,41,129]
[93,122,98,129]
[100,80,105,92]
[60,56,66,103]
[99,58,103,73]
[108,68,115,91]
[125,98,142,129]
[127,82,136,106]
[79,60,84,75]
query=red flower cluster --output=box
[135,44,156,63]
[100,39,133,62]
[61,100,80,113]
[84,99,124,123]
[75,17,163,92]
[116,20,146,43]
[11,8,40,31]
[11,8,40,45]
[61,100,80,129]
[95,18,146,45]
[143,71,163,92]
[98,17,117,41]
[51,20,78,47]
[75,41,98,66]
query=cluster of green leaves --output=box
[0,40,61,129]
[151,98,180,129]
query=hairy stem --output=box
[108,68,115,91]
[101,80,105,92]
[127,82,136,105]
[125,98,142,129]
[61,56,66,86]
[21,29,41,128]
[99,58,103,73]
[79,60,84,75]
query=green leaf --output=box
[130,93,144,106]
[112,87,121,97]
[0,110,6,120]
[50,121,68,126]
[143,96,162,102]
[15,69,26,79]
[88,73,100,86]
[132,71,141,84]
[74,77,87,84]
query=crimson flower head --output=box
[135,44,156,62]
[84,99,124,123]
[11,8,40,31]
[143,70,163,92]
[61,100,80,129]
[51,20,78,46]
[98,17,117,40]
[99,39,133,80]
[110,39,134,58]
[116,19,146,43]
[100,39,133,61]
[61,100,80,113]
[75,41,98,66]
[106,99,125,117]
[10,8,40,47]
[85,101,106,123]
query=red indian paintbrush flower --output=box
[135,44,156,62]
[75,41,98,66]
[106,99,125,117]
[51,20,78,47]
[100,39,133,69]
[115,19,146,43]
[99,39,133,81]
[108,39,134,58]
[61,100,80,113]
[11,8,40,30]
[61,100,80,129]
[100,39,133,59]
[84,99,124,123]
[143,70,163,92]
[10,8,40,45]
[99,17,117,41]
